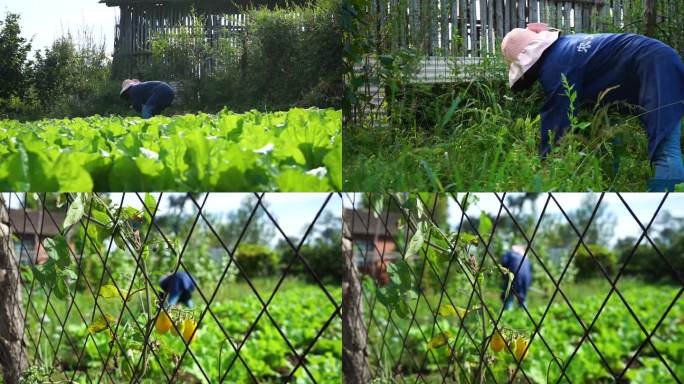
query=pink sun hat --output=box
[501,23,560,88]
[120,79,141,95]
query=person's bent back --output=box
[500,245,533,310]
[120,79,175,119]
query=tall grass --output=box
[344,54,656,191]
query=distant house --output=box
[8,209,66,265]
[344,208,410,284]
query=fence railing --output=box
[342,192,683,383]
[364,0,682,56]
[0,192,341,383]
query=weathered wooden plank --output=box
[530,0,538,22]
[487,0,495,53]
[511,0,518,28]
[574,2,583,31]
[409,0,418,48]
[459,0,466,54]
[451,0,459,54]
[564,1,571,30]
[399,0,407,48]
[431,0,439,52]
[470,0,478,56]
[441,0,449,52]
[495,0,504,39]
[518,0,525,27]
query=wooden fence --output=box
[365,0,681,57]
[113,5,248,77]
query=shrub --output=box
[235,243,280,277]
[574,243,618,278]
[284,242,343,283]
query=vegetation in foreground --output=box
[365,278,682,383]
[344,65,660,191]
[13,193,342,383]
[0,108,342,191]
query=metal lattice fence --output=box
[342,192,684,383]
[0,192,342,383]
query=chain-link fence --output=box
[342,192,683,383]
[0,192,342,383]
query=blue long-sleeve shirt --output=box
[160,272,195,306]
[537,33,684,160]
[128,81,175,113]
[501,250,532,301]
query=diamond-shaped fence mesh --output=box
[0,192,342,383]
[342,192,684,383]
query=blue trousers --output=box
[649,120,684,191]
[141,84,175,119]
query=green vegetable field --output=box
[24,281,341,383]
[0,108,341,191]
[364,278,683,384]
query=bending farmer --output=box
[502,23,684,191]
[120,79,175,119]
[500,245,532,310]
[160,272,195,308]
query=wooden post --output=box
[487,0,495,53]
[643,0,656,36]
[495,0,504,41]
[342,213,370,384]
[470,0,478,56]
[441,0,450,52]
[451,0,459,54]
[530,0,539,23]
[0,197,27,384]
[460,0,468,54]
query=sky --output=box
[2,193,342,244]
[1,0,118,53]
[345,193,683,247]
[453,193,683,246]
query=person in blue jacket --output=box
[120,79,175,119]
[160,271,195,308]
[500,245,532,310]
[502,23,684,191]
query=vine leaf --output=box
[427,331,453,349]
[437,304,480,319]
[63,193,85,229]
[99,284,128,300]
[478,211,492,241]
[405,221,426,258]
[88,314,115,334]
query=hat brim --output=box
[508,30,560,88]
[511,56,545,92]
[120,84,133,96]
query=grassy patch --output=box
[345,67,662,191]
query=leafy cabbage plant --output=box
[0,108,341,191]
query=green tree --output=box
[32,36,79,108]
[219,195,275,250]
[0,13,31,101]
